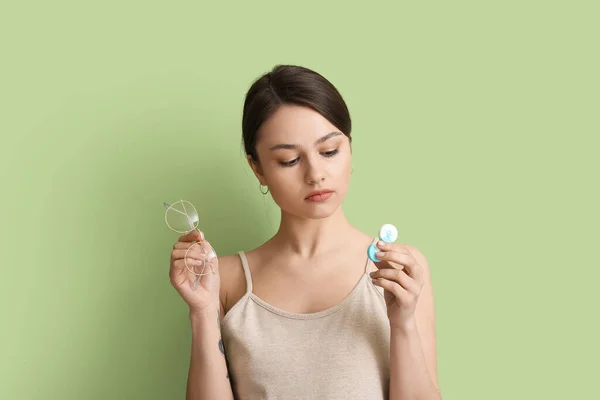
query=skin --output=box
[170,104,441,399]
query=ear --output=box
[247,155,267,186]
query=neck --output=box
[270,206,356,258]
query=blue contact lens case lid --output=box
[368,223,398,262]
[368,243,381,262]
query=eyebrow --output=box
[269,131,343,151]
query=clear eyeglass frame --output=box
[164,200,218,290]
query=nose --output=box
[305,157,325,185]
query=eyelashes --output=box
[323,149,339,157]
[280,158,299,167]
[279,148,339,167]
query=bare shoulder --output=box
[404,244,432,278]
[217,253,247,314]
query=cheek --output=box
[267,169,301,193]
[332,153,352,176]
[266,173,303,210]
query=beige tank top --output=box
[220,247,391,400]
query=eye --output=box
[322,148,339,157]
[280,157,299,167]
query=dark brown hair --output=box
[242,65,352,162]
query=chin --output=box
[303,205,339,220]
[286,199,344,220]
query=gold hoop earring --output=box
[259,184,269,195]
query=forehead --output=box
[258,104,341,146]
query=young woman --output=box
[169,65,442,400]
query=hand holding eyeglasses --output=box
[165,200,220,313]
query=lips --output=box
[305,189,334,201]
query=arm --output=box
[389,246,441,400]
[186,301,234,400]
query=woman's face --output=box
[250,104,352,220]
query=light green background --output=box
[1,1,598,399]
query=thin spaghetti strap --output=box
[364,238,379,275]
[237,251,253,294]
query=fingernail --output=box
[376,251,385,257]
[369,272,376,277]
[377,240,387,248]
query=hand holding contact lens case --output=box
[368,223,398,262]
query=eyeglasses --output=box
[163,200,218,290]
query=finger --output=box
[170,258,191,282]
[371,278,411,303]
[400,246,425,283]
[375,247,421,277]
[177,232,197,243]
[370,268,420,293]
[170,259,205,288]
[173,241,201,250]
[171,248,209,262]
[376,240,410,254]
[178,230,204,243]
[175,258,204,272]
[375,250,412,270]
[408,262,424,286]
[390,244,423,284]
